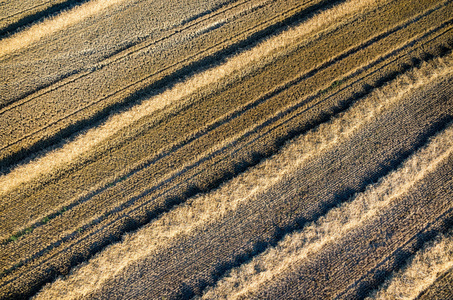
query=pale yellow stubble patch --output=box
[0,0,380,198]
[0,0,126,58]
[201,59,453,300]
[368,231,453,299]
[32,36,452,300]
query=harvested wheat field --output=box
[1,0,453,299]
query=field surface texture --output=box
[1,0,453,299]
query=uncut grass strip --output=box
[11,53,452,298]
[0,0,91,39]
[0,0,442,202]
[367,230,453,300]
[39,69,453,300]
[203,123,453,300]
[0,0,336,169]
[415,266,453,300]
[0,0,257,110]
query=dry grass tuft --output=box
[367,231,453,300]
[0,0,126,58]
[200,57,453,299]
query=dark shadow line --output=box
[0,0,91,39]
[187,116,453,300]
[179,0,244,26]
[0,0,245,110]
[4,43,448,300]
[0,0,348,173]
[3,2,452,299]
[2,15,451,285]
[343,207,453,299]
[414,264,453,299]
[4,0,430,245]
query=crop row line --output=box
[2,13,450,292]
[0,0,316,168]
[0,0,265,112]
[2,3,445,248]
[0,0,92,39]
[106,58,453,300]
[336,207,453,299]
[0,0,54,22]
[201,125,453,299]
[1,2,451,298]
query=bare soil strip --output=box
[367,229,453,300]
